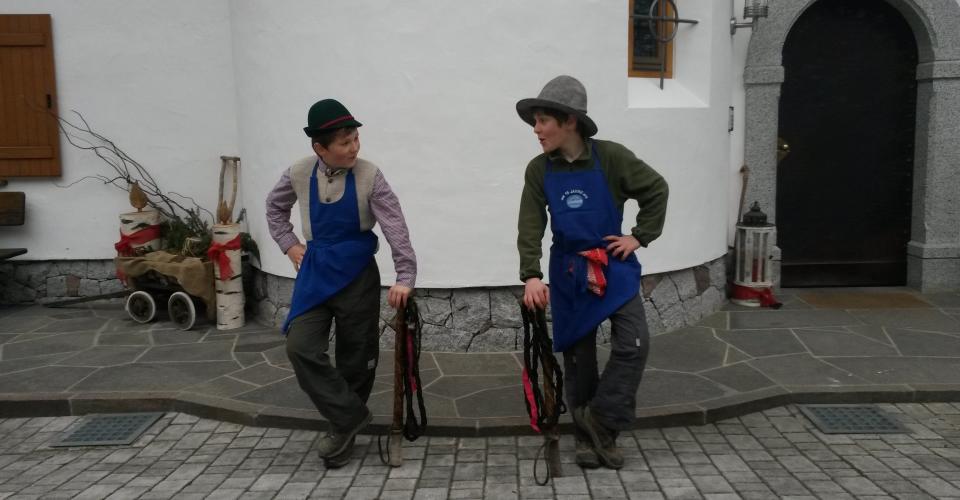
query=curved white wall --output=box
[0,0,239,260]
[1,0,736,288]
[234,0,732,287]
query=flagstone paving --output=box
[3,404,960,498]
[0,289,959,435]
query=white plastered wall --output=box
[234,0,733,287]
[1,0,736,288]
[0,0,239,259]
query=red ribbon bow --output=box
[207,235,242,280]
[577,248,609,296]
[731,284,783,308]
[114,225,161,256]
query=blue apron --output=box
[545,143,642,352]
[282,163,378,333]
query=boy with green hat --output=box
[515,75,668,469]
[266,99,417,467]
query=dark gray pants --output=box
[562,294,650,431]
[285,259,380,432]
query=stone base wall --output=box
[0,258,257,308]
[1,256,728,351]
[252,256,728,351]
[0,260,125,304]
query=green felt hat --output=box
[303,99,363,137]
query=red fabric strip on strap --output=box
[521,367,541,433]
[406,332,418,392]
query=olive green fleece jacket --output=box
[517,139,669,282]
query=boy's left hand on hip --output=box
[604,235,641,260]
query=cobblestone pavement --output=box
[4,403,960,499]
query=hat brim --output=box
[303,119,363,138]
[516,98,598,137]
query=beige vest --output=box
[287,156,379,242]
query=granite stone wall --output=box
[252,256,728,351]
[1,256,729,352]
[0,260,125,304]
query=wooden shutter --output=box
[0,14,60,177]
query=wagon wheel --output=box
[167,292,197,331]
[125,291,157,323]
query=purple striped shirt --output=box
[265,164,417,288]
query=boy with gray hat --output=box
[515,75,668,469]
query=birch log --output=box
[118,210,161,255]
[212,223,245,329]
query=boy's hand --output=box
[388,284,412,309]
[286,243,306,271]
[523,277,550,310]
[604,234,641,260]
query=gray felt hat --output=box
[516,75,598,137]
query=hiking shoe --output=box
[322,437,355,468]
[574,432,601,469]
[574,406,624,469]
[317,407,372,458]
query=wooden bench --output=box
[0,192,26,261]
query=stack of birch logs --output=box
[210,156,244,330]
[117,181,161,256]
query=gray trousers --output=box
[562,294,650,431]
[285,259,380,432]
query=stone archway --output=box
[743,0,960,291]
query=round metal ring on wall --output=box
[647,0,681,44]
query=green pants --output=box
[285,259,380,432]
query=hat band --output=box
[317,114,354,129]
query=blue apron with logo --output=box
[282,163,378,333]
[545,143,642,352]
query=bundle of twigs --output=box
[52,110,214,252]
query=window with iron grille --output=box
[629,0,674,78]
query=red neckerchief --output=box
[577,248,608,296]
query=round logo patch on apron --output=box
[565,193,584,208]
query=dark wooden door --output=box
[777,0,917,287]
[0,14,60,177]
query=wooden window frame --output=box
[0,14,60,177]
[628,0,675,79]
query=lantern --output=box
[731,202,782,308]
[731,0,770,35]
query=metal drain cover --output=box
[51,412,163,447]
[799,405,908,434]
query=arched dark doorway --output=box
[777,0,918,287]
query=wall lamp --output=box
[731,0,769,35]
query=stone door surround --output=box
[743,0,960,291]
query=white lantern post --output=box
[731,202,781,308]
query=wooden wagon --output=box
[115,251,216,330]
